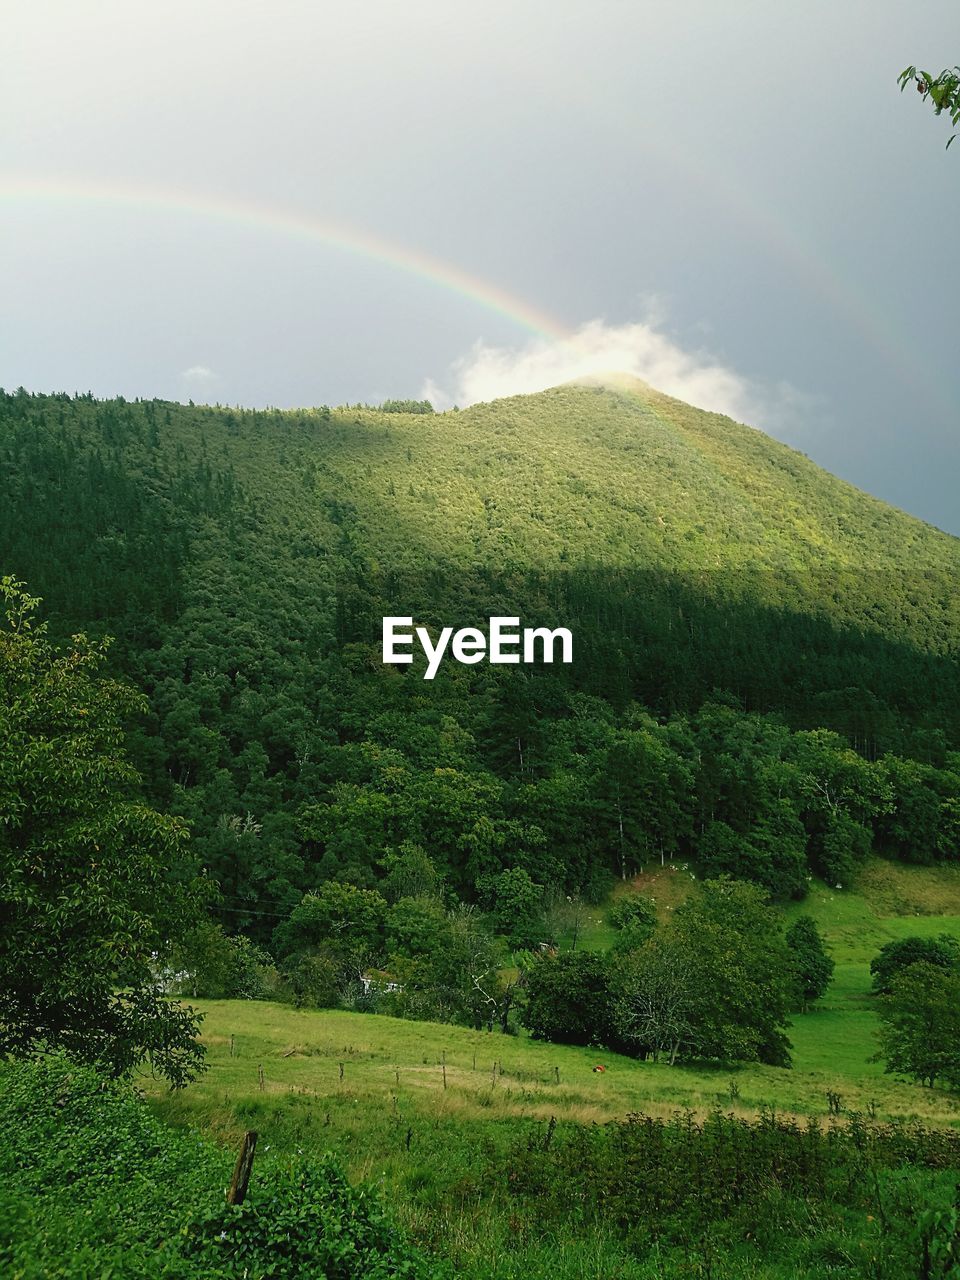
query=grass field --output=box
[138,861,960,1277]
[146,860,960,1149]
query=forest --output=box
[3,384,959,933]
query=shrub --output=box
[0,1057,447,1278]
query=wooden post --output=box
[226,1130,258,1205]
[554,1065,560,1085]
[543,1116,557,1151]
[405,1126,412,1151]
[230,1034,235,1058]
[472,1052,476,1072]
[339,1061,344,1082]
[491,1060,497,1087]
[258,1063,264,1092]
[442,1051,447,1090]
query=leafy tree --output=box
[273,880,388,986]
[378,399,435,414]
[477,865,546,947]
[385,895,448,960]
[0,578,206,1086]
[542,887,589,950]
[876,962,960,1088]
[669,879,793,1065]
[792,730,889,887]
[299,784,400,888]
[285,952,342,1009]
[169,921,275,1000]
[387,904,506,1028]
[380,841,442,903]
[441,905,511,1029]
[588,720,693,879]
[612,936,695,1063]
[870,934,960,995]
[899,65,960,148]
[522,951,611,1046]
[785,916,834,1011]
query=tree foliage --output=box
[0,577,206,1085]
[3,387,960,1016]
[664,879,793,1066]
[876,962,960,1088]
[870,934,960,995]
[522,951,612,1046]
[785,916,834,1011]
[608,892,657,952]
[899,65,960,148]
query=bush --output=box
[0,1057,447,1278]
[189,1154,449,1278]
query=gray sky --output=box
[3,1,958,531]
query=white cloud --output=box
[421,318,814,435]
[181,364,218,383]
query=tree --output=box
[870,934,960,995]
[612,936,696,1063]
[876,962,960,1088]
[613,881,794,1066]
[899,65,960,149]
[522,951,611,1045]
[273,880,388,983]
[380,841,442,904]
[168,921,274,1000]
[477,866,546,947]
[388,904,507,1028]
[385,895,448,960]
[670,879,793,1066]
[0,578,206,1086]
[785,917,834,1011]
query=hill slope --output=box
[2,380,959,925]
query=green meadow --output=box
[134,860,960,1276]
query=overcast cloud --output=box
[1,2,957,529]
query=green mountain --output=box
[2,379,959,928]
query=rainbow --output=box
[0,173,573,347]
[0,171,948,425]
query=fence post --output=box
[226,1130,258,1205]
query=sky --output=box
[2,2,958,531]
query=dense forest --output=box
[3,380,960,962]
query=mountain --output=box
[2,380,959,925]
